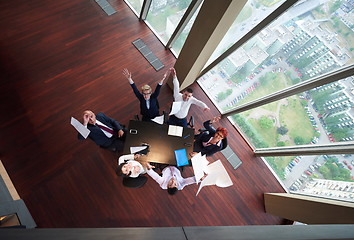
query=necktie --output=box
[96,123,114,135]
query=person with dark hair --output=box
[168,68,209,127]
[191,116,228,157]
[123,68,168,122]
[78,110,126,152]
[116,154,147,178]
[146,166,196,195]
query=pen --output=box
[184,134,190,139]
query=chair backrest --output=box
[122,175,148,188]
[188,116,194,128]
[221,137,228,151]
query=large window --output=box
[206,0,286,66]
[222,78,354,149]
[171,3,201,55]
[197,0,354,202]
[199,0,353,113]
[266,154,354,202]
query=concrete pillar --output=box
[264,193,354,224]
[171,0,247,90]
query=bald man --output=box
[78,110,125,152]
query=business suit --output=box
[78,112,124,149]
[193,120,226,157]
[130,83,161,121]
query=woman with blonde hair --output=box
[123,68,168,122]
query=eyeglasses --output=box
[142,92,152,96]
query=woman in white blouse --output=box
[116,154,148,178]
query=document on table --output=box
[71,117,90,139]
[191,153,209,183]
[169,101,182,115]
[196,160,233,196]
[151,115,164,125]
[168,125,183,137]
[130,146,148,154]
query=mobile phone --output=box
[130,129,138,134]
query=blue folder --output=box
[174,149,189,167]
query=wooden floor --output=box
[0,0,289,227]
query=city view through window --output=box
[198,0,354,202]
[124,0,143,16]
[145,0,192,45]
[125,0,194,50]
[124,0,354,202]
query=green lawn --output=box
[279,156,295,169]
[236,72,288,106]
[234,4,252,23]
[258,0,283,7]
[247,117,277,146]
[280,97,314,145]
[146,6,185,33]
[235,72,314,148]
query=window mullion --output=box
[139,0,152,20]
[222,64,354,117]
[166,0,203,49]
[254,142,354,157]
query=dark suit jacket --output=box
[130,83,161,120]
[194,120,226,157]
[78,112,123,148]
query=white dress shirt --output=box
[95,120,113,138]
[146,166,196,190]
[172,76,208,119]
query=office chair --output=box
[122,175,148,188]
[134,111,166,123]
[187,116,195,128]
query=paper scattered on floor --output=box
[196,160,233,196]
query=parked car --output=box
[305,170,312,176]
[348,165,353,170]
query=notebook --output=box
[174,149,189,167]
[168,125,183,137]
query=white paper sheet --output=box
[191,153,209,183]
[169,101,182,115]
[196,172,219,196]
[71,117,90,139]
[130,146,148,154]
[168,125,183,137]
[207,160,233,188]
[151,115,164,125]
[196,160,233,196]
